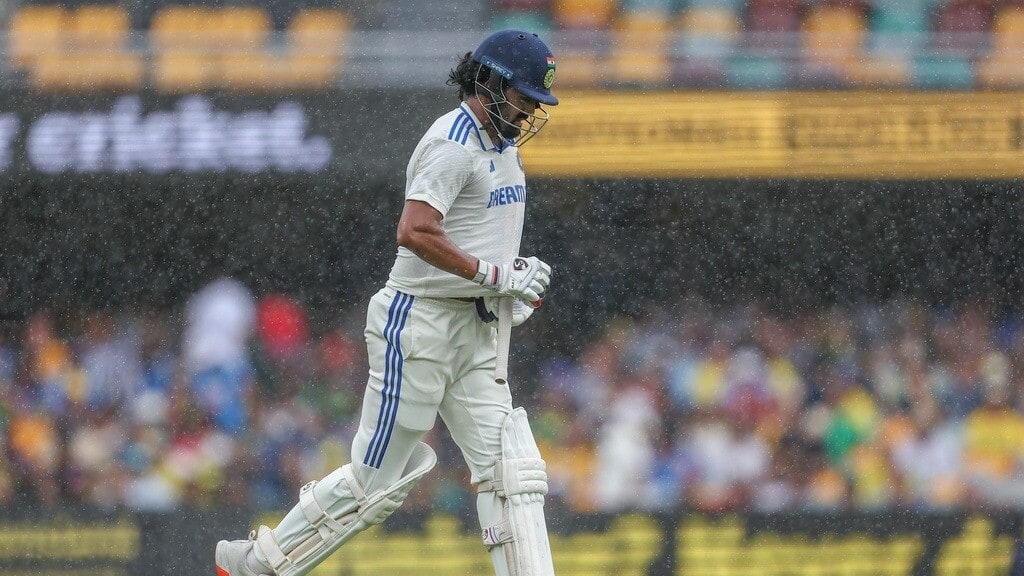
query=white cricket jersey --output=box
[387,103,526,298]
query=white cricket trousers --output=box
[353,286,512,493]
[258,287,526,576]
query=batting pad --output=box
[256,442,437,576]
[479,408,555,576]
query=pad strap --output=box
[257,525,294,573]
[255,443,437,576]
[300,479,357,541]
[478,408,556,576]
[482,518,515,548]
[478,457,548,497]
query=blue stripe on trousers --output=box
[363,291,413,468]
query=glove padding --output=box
[477,256,551,307]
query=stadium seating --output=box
[676,4,743,59]
[870,0,932,35]
[496,0,552,9]
[608,9,673,84]
[726,52,789,88]
[745,0,803,52]
[6,3,350,93]
[845,54,911,87]
[799,4,867,85]
[976,5,1024,86]
[547,32,605,86]
[490,8,554,31]
[151,5,348,92]
[5,0,1024,91]
[278,9,351,89]
[16,4,143,91]
[673,5,741,85]
[8,4,64,69]
[912,54,975,88]
[217,7,274,90]
[932,0,996,51]
[551,0,619,29]
[150,5,221,92]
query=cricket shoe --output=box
[215,533,273,576]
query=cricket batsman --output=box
[216,28,560,576]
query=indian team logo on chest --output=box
[544,56,556,89]
[487,184,527,208]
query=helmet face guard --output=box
[474,67,550,147]
[472,30,558,147]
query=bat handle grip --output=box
[494,297,513,384]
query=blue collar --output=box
[460,103,513,153]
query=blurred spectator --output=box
[2,294,1024,516]
[961,374,1024,507]
[593,368,661,512]
[79,310,143,412]
[749,435,804,512]
[121,384,178,512]
[23,310,79,415]
[7,387,61,506]
[800,442,849,510]
[684,406,770,513]
[543,418,597,513]
[182,276,257,436]
[643,419,696,511]
[66,404,128,508]
[138,308,177,395]
[256,293,310,365]
[890,399,964,509]
[160,384,237,508]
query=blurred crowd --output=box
[2,277,1024,516]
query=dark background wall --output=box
[3,172,1022,357]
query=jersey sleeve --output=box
[405,139,475,216]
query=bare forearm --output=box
[402,227,478,281]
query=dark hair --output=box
[447,52,494,101]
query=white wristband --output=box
[474,259,497,286]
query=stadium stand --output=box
[278,8,351,89]
[491,1,554,32]
[673,4,741,85]
[157,4,345,92]
[551,0,619,29]
[977,4,1024,86]
[150,5,223,92]
[8,3,350,92]
[799,4,866,86]
[491,8,554,32]
[19,4,144,91]
[546,29,604,85]
[7,4,64,70]
[608,8,673,84]
[746,0,803,47]
[911,53,975,88]
[216,6,274,90]
[4,0,1023,90]
[3,291,1024,516]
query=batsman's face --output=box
[496,88,540,140]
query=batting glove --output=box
[475,256,551,307]
[477,297,535,327]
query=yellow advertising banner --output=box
[521,91,1024,179]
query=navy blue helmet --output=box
[472,29,558,106]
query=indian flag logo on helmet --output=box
[543,56,556,89]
